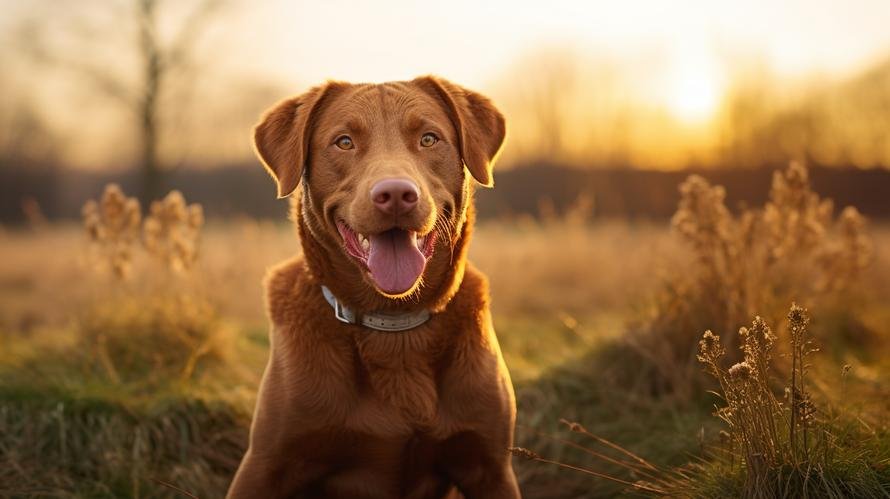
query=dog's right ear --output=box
[253,83,335,198]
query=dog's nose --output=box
[370,178,419,215]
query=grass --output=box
[507,164,890,498]
[1,170,889,497]
[0,218,693,498]
[0,386,247,498]
[676,305,890,498]
[0,311,261,498]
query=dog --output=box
[227,76,519,498]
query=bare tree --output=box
[504,47,581,161]
[495,46,634,168]
[0,101,59,168]
[19,0,226,202]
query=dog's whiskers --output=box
[433,215,459,267]
[434,217,454,248]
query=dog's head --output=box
[254,76,505,305]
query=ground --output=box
[1,219,888,498]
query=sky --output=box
[220,0,890,87]
[3,0,890,169]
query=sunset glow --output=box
[2,0,890,170]
[662,50,725,125]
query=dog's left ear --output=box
[414,76,506,187]
[253,83,337,198]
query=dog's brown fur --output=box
[227,76,519,498]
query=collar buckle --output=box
[322,285,356,324]
[333,299,354,324]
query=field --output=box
[2,169,890,498]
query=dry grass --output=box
[1,187,265,498]
[681,305,890,498]
[514,305,890,498]
[474,217,678,318]
[625,162,878,399]
[504,164,890,498]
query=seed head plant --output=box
[82,184,142,278]
[633,303,890,498]
[77,184,220,384]
[818,206,871,293]
[762,161,833,262]
[632,161,874,396]
[143,190,204,272]
[670,174,753,338]
[684,303,890,498]
[513,303,889,498]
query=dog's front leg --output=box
[439,431,521,499]
[227,447,326,499]
[227,351,329,498]
[447,462,520,499]
[453,459,520,499]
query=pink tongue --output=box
[367,229,426,294]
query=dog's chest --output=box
[350,330,450,430]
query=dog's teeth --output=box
[360,236,370,251]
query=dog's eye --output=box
[420,133,438,148]
[335,135,354,150]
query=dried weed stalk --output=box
[82,185,205,276]
[143,190,204,272]
[635,161,872,395]
[698,304,825,495]
[82,184,142,278]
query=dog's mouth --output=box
[336,221,437,295]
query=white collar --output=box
[320,285,431,332]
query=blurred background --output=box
[3,0,890,221]
[2,1,890,498]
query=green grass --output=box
[0,311,704,498]
[0,385,247,498]
[665,427,890,499]
[512,342,719,498]
[3,307,889,498]
[0,292,267,498]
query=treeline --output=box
[2,162,888,224]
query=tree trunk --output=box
[138,0,162,203]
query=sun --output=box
[663,52,725,125]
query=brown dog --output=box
[227,76,519,498]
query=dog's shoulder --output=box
[262,255,315,329]
[456,262,490,305]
